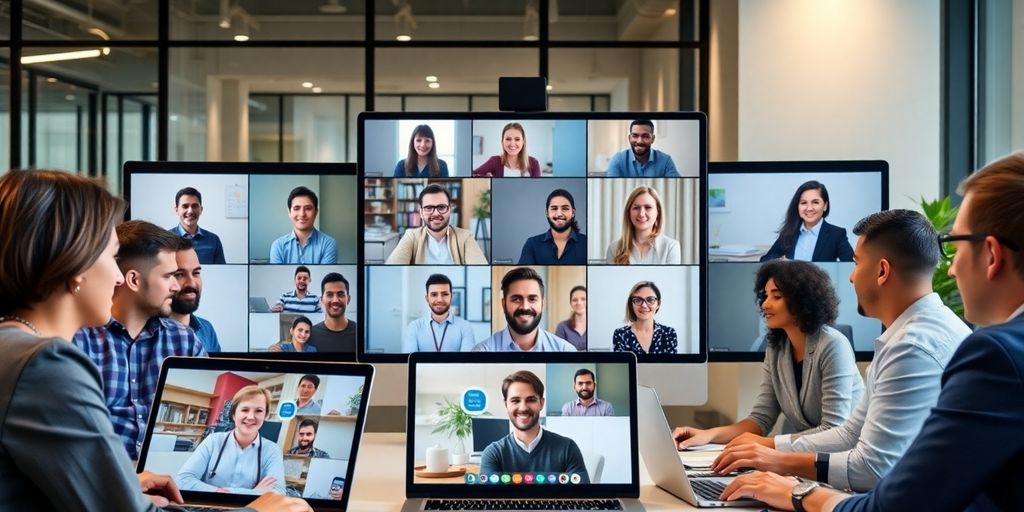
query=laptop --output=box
[636,386,761,508]
[402,352,644,512]
[136,356,374,511]
[249,297,271,313]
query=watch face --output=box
[793,481,820,497]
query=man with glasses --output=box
[385,183,487,264]
[719,153,1024,511]
[605,119,680,178]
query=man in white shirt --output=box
[711,210,971,492]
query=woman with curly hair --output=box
[672,260,863,448]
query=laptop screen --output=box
[407,353,639,498]
[137,359,372,510]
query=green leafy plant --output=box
[431,397,472,443]
[473,189,491,220]
[919,196,964,319]
[346,385,363,416]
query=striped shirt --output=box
[277,290,322,313]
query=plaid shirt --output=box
[287,445,331,459]
[73,316,207,459]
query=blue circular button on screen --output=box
[279,401,297,419]
[462,388,487,414]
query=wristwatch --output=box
[791,479,821,512]
[815,452,830,483]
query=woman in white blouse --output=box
[606,185,681,264]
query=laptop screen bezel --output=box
[405,352,640,499]
[136,356,374,510]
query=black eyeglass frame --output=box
[938,232,1021,257]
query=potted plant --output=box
[919,196,964,319]
[346,385,363,416]
[432,397,472,465]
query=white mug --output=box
[425,445,449,472]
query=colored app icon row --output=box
[465,473,583,485]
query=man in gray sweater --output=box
[480,370,590,484]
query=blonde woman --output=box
[473,122,541,177]
[605,185,681,264]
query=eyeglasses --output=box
[421,204,450,214]
[938,232,1021,258]
[630,296,660,306]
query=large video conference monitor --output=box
[358,112,708,364]
[707,160,889,362]
[124,161,359,358]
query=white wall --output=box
[196,265,250,352]
[738,0,941,209]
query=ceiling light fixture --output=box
[302,81,314,88]
[396,34,412,41]
[393,0,417,42]
[312,86,323,93]
[546,85,553,91]
[22,27,111,65]
[319,0,347,14]
[233,33,250,42]
[664,8,677,16]
[425,76,438,82]
[46,77,58,83]
[523,0,540,41]
[428,82,440,89]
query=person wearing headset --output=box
[178,386,286,495]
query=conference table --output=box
[346,433,765,511]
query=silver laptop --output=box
[637,386,761,508]
[402,352,644,512]
[136,356,374,511]
[248,296,271,313]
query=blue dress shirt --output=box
[793,221,821,262]
[403,314,478,352]
[73,316,207,459]
[171,225,227,264]
[472,328,577,352]
[270,342,318,352]
[177,431,286,495]
[189,314,222,353]
[269,229,338,264]
[605,148,679,177]
[392,159,450,177]
[518,230,587,265]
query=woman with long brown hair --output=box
[473,122,541,177]
[606,185,681,264]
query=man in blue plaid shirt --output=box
[74,220,207,460]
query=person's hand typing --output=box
[137,470,184,508]
[246,493,314,512]
[673,426,714,449]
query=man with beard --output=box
[287,419,331,458]
[271,265,322,313]
[518,189,587,265]
[73,220,207,459]
[169,186,226,264]
[480,370,590,483]
[709,210,970,492]
[605,119,680,178]
[473,267,576,351]
[385,183,487,265]
[402,273,477,352]
[308,272,358,353]
[560,369,614,417]
[169,237,221,352]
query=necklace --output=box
[0,315,41,336]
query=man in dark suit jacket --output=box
[721,152,1024,511]
[760,220,854,262]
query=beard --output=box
[631,144,650,158]
[298,438,313,449]
[510,409,540,432]
[170,287,201,315]
[505,307,543,335]
[576,389,593,400]
[547,216,573,233]
[426,215,448,233]
[430,302,451,316]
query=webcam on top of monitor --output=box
[498,77,548,112]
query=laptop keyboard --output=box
[424,499,623,510]
[165,506,237,512]
[690,479,728,501]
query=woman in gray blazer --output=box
[674,259,863,448]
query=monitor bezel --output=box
[122,160,360,361]
[357,111,709,364]
[706,159,890,363]
[405,351,640,499]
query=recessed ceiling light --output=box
[396,34,412,42]
[46,77,58,83]
[312,86,323,93]
[664,8,677,16]
[233,34,250,42]
[428,82,440,89]
[546,85,553,91]
[302,81,314,88]
[523,35,539,41]
[425,75,438,82]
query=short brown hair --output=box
[957,152,1024,280]
[229,385,272,419]
[625,281,662,323]
[115,219,186,274]
[501,370,545,400]
[0,170,125,315]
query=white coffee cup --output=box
[425,445,449,473]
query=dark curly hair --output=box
[754,260,839,347]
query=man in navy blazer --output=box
[722,152,1024,511]
[760,220,854,262]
